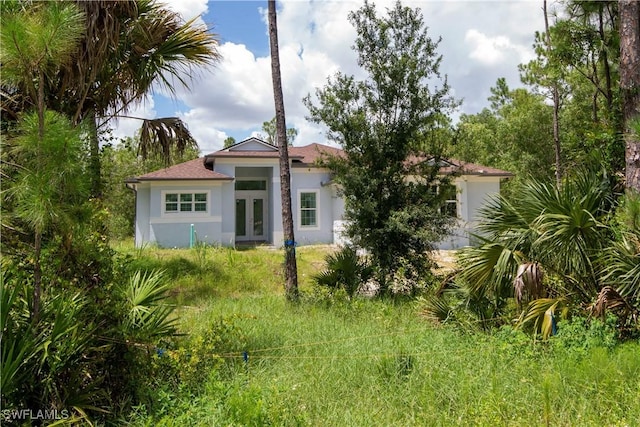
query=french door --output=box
[235,191,267,242]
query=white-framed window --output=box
[439,183,458,217]
[298,190,319,229]
[164,192,208,213]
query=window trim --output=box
[438,183,458,218]
[161,190,209,216]
[297,189,320,230]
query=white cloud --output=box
[465,29,535,66]
[137,0,546,154]
[178,42,274,129]
[162,0,208,23]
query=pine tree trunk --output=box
[268,0,298,300]
[544,0,562,187]
[620,0,640,191]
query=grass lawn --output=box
[116,241,640,426]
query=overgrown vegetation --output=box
[422,160,640,338]
[313,246,372,298]
[111,244,640,426]
[1,0,639,424]
[0,1,219,423]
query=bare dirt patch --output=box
[433,250,458,274]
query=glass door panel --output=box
[253,198,264,236]
[235,199,246,236]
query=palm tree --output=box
[268,0,298,300]
[2,0,221,196]
[597,192,640,328]
[451,161,619,334]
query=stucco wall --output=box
[466,178,500,220]
[290,168,335,245]
[434,177,502,250]
[134,186,151,247]
[134,181,224,247]
[465,177,501,245]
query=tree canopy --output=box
[305,0,458,291]
[259,116,299,146]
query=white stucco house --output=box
[126,137,512,249]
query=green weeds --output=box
[119,241,640,426]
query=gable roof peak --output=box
[224,137,277,152]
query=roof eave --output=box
[134,177,234,182]
[208,153,305,159]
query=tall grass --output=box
[117,240,640,426]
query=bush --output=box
[1,270,101,423]
[388,256,437,297]
[313,246,372,298]
[127,316,246,421]
[492,325,538,359]
[551,315,618,357]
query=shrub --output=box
[1,269,101,423]
[551,315,618,357]
[128,316,246,421]
[313,246,372,298]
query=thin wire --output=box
[223,327,429,357]
[226,316,510,357]
[220,347,484,360]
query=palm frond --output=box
[142,14,221,94]
[419,293,453,323]
[457,242,523,305]
[517,297,569,339]
[514,262,545,305]
[138,117,198,165]
[0,273,38,397]
[313,246,372,297]
[601,233,640,302]
[589,286,638,326]
[120,269,177,340]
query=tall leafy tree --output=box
[305,1,458,291]
[544,0,563,186]
[522,0,623,177]
[560,1,619,121]
[453,81,556,185]
[259,116,299,146]
[268,0,298,300]
[520,1,568,185]
[619,0,640,191]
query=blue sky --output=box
[114,0,546,154]
[207,1,269,56]
[149,1,268,121]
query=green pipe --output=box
[190,223,195,248]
